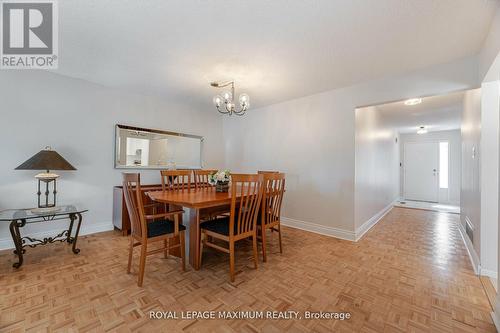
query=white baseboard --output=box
[0,221,114,251]
[456,216,497,280]
[281,217,356,241]
[281,200,396,243]
[493,296,500,333]
[457,219,481,275]
[354,200,395,241]
[481,268,498,280]
[491,311,500,333]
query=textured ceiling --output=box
[55,0,497,110]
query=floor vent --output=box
[465,219,474,243]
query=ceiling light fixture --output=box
[211,80,249,116]
[417,126,428,134]
[404,98,422,106]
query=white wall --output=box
[461,88,482,259]
[480,80,500,279]
[223,56,479,239]
[0,71,225,249]
[354,106,399,235]
[481,3,500,325]
[399,130,462,205]
[476,19,500,279]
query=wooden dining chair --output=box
[199,174,264,282]
[259,173,285,262]
[122,173,186,287]
[194,169,217,189]
[160,170,192,191]
[193,169,231,222]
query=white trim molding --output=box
[481,268,498,280]
[492,296,500,333]
[355,200,396,241]
[491,311,500,333]
[457,218,481,275]
[281,217,356,241]
[281,200,396,243]
[0,221,114,251]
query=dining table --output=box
[147,187,240,270]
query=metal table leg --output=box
[69,212,82,254]
[67,213,76,244]
[9,219,26,268]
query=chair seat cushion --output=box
[147,220,186,238]
[200,217,237,236]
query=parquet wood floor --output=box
[0,208,496,332]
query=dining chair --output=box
[193,169,231,222]
[160,169,192,191]
[122,173,186,287]
[199,174,264,282]
[193,169,218,189]
[259,172,285,262]
[159,170,193,252]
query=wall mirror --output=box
[114,124,203,169]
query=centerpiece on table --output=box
[208,170,231,192]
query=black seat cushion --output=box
[201,217,238,236]
[147,220,186,238]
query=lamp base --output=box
[35,172,59,181]
[36,176,58,208]
[31,206,62,214]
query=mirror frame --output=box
[114,124,204,170]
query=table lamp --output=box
[15,146,76,213]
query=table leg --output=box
[70,213,83,254]
[187,208,201,270]
[67,213,76,243]
[9,219,26,268]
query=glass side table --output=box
[0,205,88,268]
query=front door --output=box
[404,142,439,202]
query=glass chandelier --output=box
[211,81,250,116]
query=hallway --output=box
[0,207,495,332]
[355,207,494,332]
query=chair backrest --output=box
[160,170,192,191]
[229,174,264,237]
[261,173,285,226]
[122,173,147,238]
[194,169,217,189]
[258,170,279,174]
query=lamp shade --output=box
[15,147,76,171]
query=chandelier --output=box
[211,80,250,116]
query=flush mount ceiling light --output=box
[417,126,428,134]
[404,98,422,106]
[211,80,250,116]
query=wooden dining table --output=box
[147,188,239,270]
